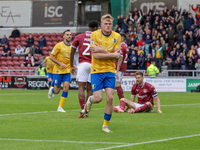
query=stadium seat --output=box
[39,33,45,36]
[47,46,53,51]
[9,37,15,42]
[20,36,27,41]
[19,56,25,60]
[28,66,35,70]
[10,71,16,75]
[34,61,40,66]
[57,36,63,41]
[20,33,26,37]
[10,46,15,50]
[51,33,57,37]
[0,57,6,61]
[9,41,15,46]
[124,72,129,76]
[22,71,29,75]
[14,66,21,70]
[16,71,23,75]
[0,47,3,51]
[45,37,51,41]
[2,71,9,75]
[42,47,48,51]
[71,33,76,36]
[44,33,51,37]
[26,33,32,36]
[8,66,14,70]
[34,41,39,45]
[57,33,63,36]
[51,37,58,42]
[52,41,57,46]
[1,66,8,70]
[11,51,15,55]
[7,61,13,66]
[21,67,28,70]
[21,41,27,46]
[32,33,39,37]
[19,60,25,64]
[145,73,149,76]
[6,56,12,60]
[13,61,20,66]
[15,37,20,41]
[0,72,3,75]
[43,51,49,55]
[130,72,135,76]
[1,61,7,66]
[14,41,20,46]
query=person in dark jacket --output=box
[10,27,20,38]
[38,35,46,47]
[167,25,176,48]
[1,44,11,57]
[184,13,194,31]
[26,34,34,47]
[173,57,182,76]
[34,45,43,56]
[187,57,195,76]
[182,9,188,19]
[128,50,138,69]
[165,57,173,76]
[138,52,145,70]
[0,35,9,47]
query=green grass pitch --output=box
[0,90,200,150]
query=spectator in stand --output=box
[13,44,24,56]
[128,50,138,69]
[184,13,194,31]
[146,60,159,77]
[1,44,11,57]
[165,57,174,76]
[0,35,9,47]
[187,57,195,76]
[26,34,34,47]
[10,27,20,38]
[192,50,199,63]
[177,26,184,44]
[197,42,200,56]
[191,5,200,25]
[21,53,35,67]
[196,29,200,43]
[180,34,187,46]
[137,46,144,55]
[143,34,152,45]
[179,52,187,70]
[136,37,144,47]
[117,15,124,28]
[195,58,200,77]
[142,41,149,57]
[30,44,36,55]
[182,43,189,57]
[151,42,166,72]
[38,35,46,47]
[146,53,153,69]
[22,46,30,56]
[129,36,136,46]
[138,52,145,70]
[167,50,177,62]
[187,32,196,49]
[173,57,182,76]
[34,45,43,57]
[182,9,188,20]
[175,43,182,56]
[167,25,176,48]
[187,45,195,58]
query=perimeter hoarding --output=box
[32,0,76,27]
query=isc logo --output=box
[140,2,165,12]
[44,3,63,18]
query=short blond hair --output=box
[101,14,114,23]
[135,71,143,77]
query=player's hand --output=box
[47,66,50,69]
[91,43,103,53]
[157,110,162,113]
[59,63,67,69]
[71,65,77,75]
[116,71,119,79]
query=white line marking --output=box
[0,93,42,96]
[96,134,200,150]
[0,103,199,117]
[0,108,104,117]
[0,138,129,145]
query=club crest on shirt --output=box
[92,84,96,89]
[143,89,147,93]
[63,52,69,57]
[91,39,94,45]
[113,38,116,43]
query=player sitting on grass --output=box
[113,71,162,113]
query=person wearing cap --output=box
[147,60,159,77]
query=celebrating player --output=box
[80,14,121,133]
[70,20,99,118]
[48,30,74,112]
[115,33,129,101]
[44,52,54,89]
[113,71,162,113]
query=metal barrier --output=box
[0,69,35,76]
[162,70,200,77]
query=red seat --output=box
[57,33,63,36]
[42,47,48,51]
[6,56,12,60]
[19,56,25,60]
[1,61,7,66]
[39,33,44,36]
[44,33,51,37]
[124,73,129,76]
[16,71,23,75]
[20,33,26,37]
[57,36,63,41]
[26,33,32,36]
[46,41,53,46]
[51,33,57,36]
[13,61,20,66]
[1,66,8,70]
[7,61,13,66]
[130,73,135,76]
[0,72,3,75]
[22,71,29,75]
[9,41,15,46]
[32,33,39,37]
[10,71,16,75]
[47,46,53,51]
[21,41,27,46]
[11,51,15,55]
[34,61,40,65]
[52,41,57,46]
[28,67,35,70]
[71,33,76,36]
[45,37,51,41]
[0,47,3,51]
[15,37,20,41]
[34,41,38,45]
[14,66,21,70]
[21,67,28,70]
[2,71,9,75]
[14,41,20,46]
[9,37,15,42]
[43,51,49,55]
[10,46,15,50]
[0,57,7,61]
[8,66,14,70]
[20,37,27,41]
[19,60,25,64]
[145,73,149,76]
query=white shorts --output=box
[76,62,91,83]
[116,71,124,83]
[133,102,154,113]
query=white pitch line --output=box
[0,93,42,96]
[96,134,200,150]
[157,103,200,107]
[0,138,129,145]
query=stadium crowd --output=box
[114,5,200,76]
[1,5,200,76]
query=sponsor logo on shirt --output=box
[137,94,147,99]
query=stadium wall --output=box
[1,75,200,92]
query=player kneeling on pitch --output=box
[113,71,162,113]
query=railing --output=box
[0,69,35,76]
[161,70,200,77]
[126,70,146,74]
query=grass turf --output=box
[0,90,200,150]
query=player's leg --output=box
[129,102,152,114]
[78,81,86,112]
[102,87,115,133]
[48,74,61,99]
[57,73,71,112]
[115,71,124,100]
[113,98,136,113]
[47,73,53,89]
[86,82,92,100]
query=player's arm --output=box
[50,53,66,69]
[130,95,136,102]
[70,47,76,68]
[154,96,162,113]
[116,55,123,79]
[90,43,109,54]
